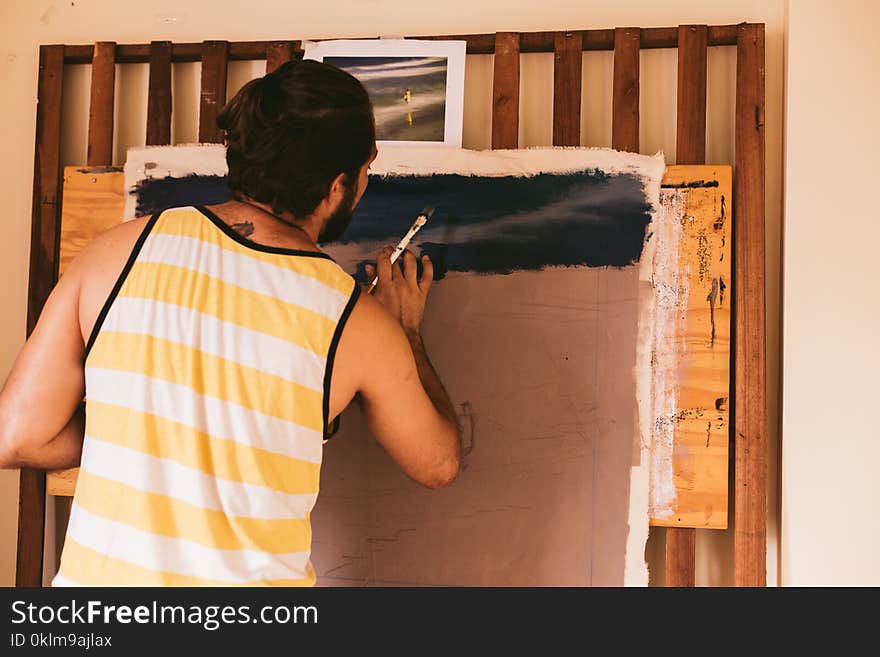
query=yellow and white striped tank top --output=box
[54,206,360,587]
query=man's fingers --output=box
[390,252,403,281]
[418,254,434,294]
[376,246,394,286]
[402,250,418,285]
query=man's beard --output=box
[318,181,358,243]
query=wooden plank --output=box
[552,31,582,147]
[47,468,79,497]
[663,23,709,587]
[87,42,116,166]
[146,41,172,146]
[58,167,125,275]
[266,41,296,73]
[676,25,708,164]
[491,32,520,150]
[612,27,640,152]
[19,44,65,587]
[652,165,732,533]
[198,41,229,144]
[734,22,767,587]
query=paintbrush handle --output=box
[367,211,432,294]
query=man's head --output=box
[217,58,377,242]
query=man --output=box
[0,59,461,585]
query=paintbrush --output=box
[367,207,435,295]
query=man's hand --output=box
[364,247,434,334]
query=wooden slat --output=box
[612,27,640,152]
[552,31,582,147]
[266,41,296,73]
[87,42,115,166]
[198,40,229,144]
[676,25,708,164]
[19,44,65,587]
[733,22,767,587]
[66,41,275,64]
[665,526,696,586]
[491,32,520,150]
[663,23,709,587]
[146,41,172,146]
[419,25,740,54]
[61,26,744,63]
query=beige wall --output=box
[0,0,785,586]
[781,0,880,585]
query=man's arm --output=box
[403,330,458,430]
[331,248,461,489]
[0,258,86,470]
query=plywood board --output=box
[58,166,125,276]
[650,164,731,529]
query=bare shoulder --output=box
[344,291,403,352]
[74,217,151,268]
[67,217,153,344]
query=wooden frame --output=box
[19,24,766,587]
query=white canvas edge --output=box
[301,39,466,148]
[369,144,665,180]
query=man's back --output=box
[56,206,359,586]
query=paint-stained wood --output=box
[651,165,732,531]
[677,26,708,164]
[734,22,767,588]
[266,41,297,73]
[552,31,582,147]
[87,42,116,166]
[491,32,520,149]
[19,44,65,587]
[199,41,229,144]
[59,167,126,275]
[146,41,172,146]
[612,28,640,153]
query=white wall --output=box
[0,0,785,586]
[781,0,880,585]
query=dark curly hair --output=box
[217,58,375,219]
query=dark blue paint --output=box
[133,174,231,217]
[131,169,653,279]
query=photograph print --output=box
[303,39,466,147]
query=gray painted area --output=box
[310,266,641,586]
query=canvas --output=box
[123,144,670,585]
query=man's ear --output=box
[328,172,348,202]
